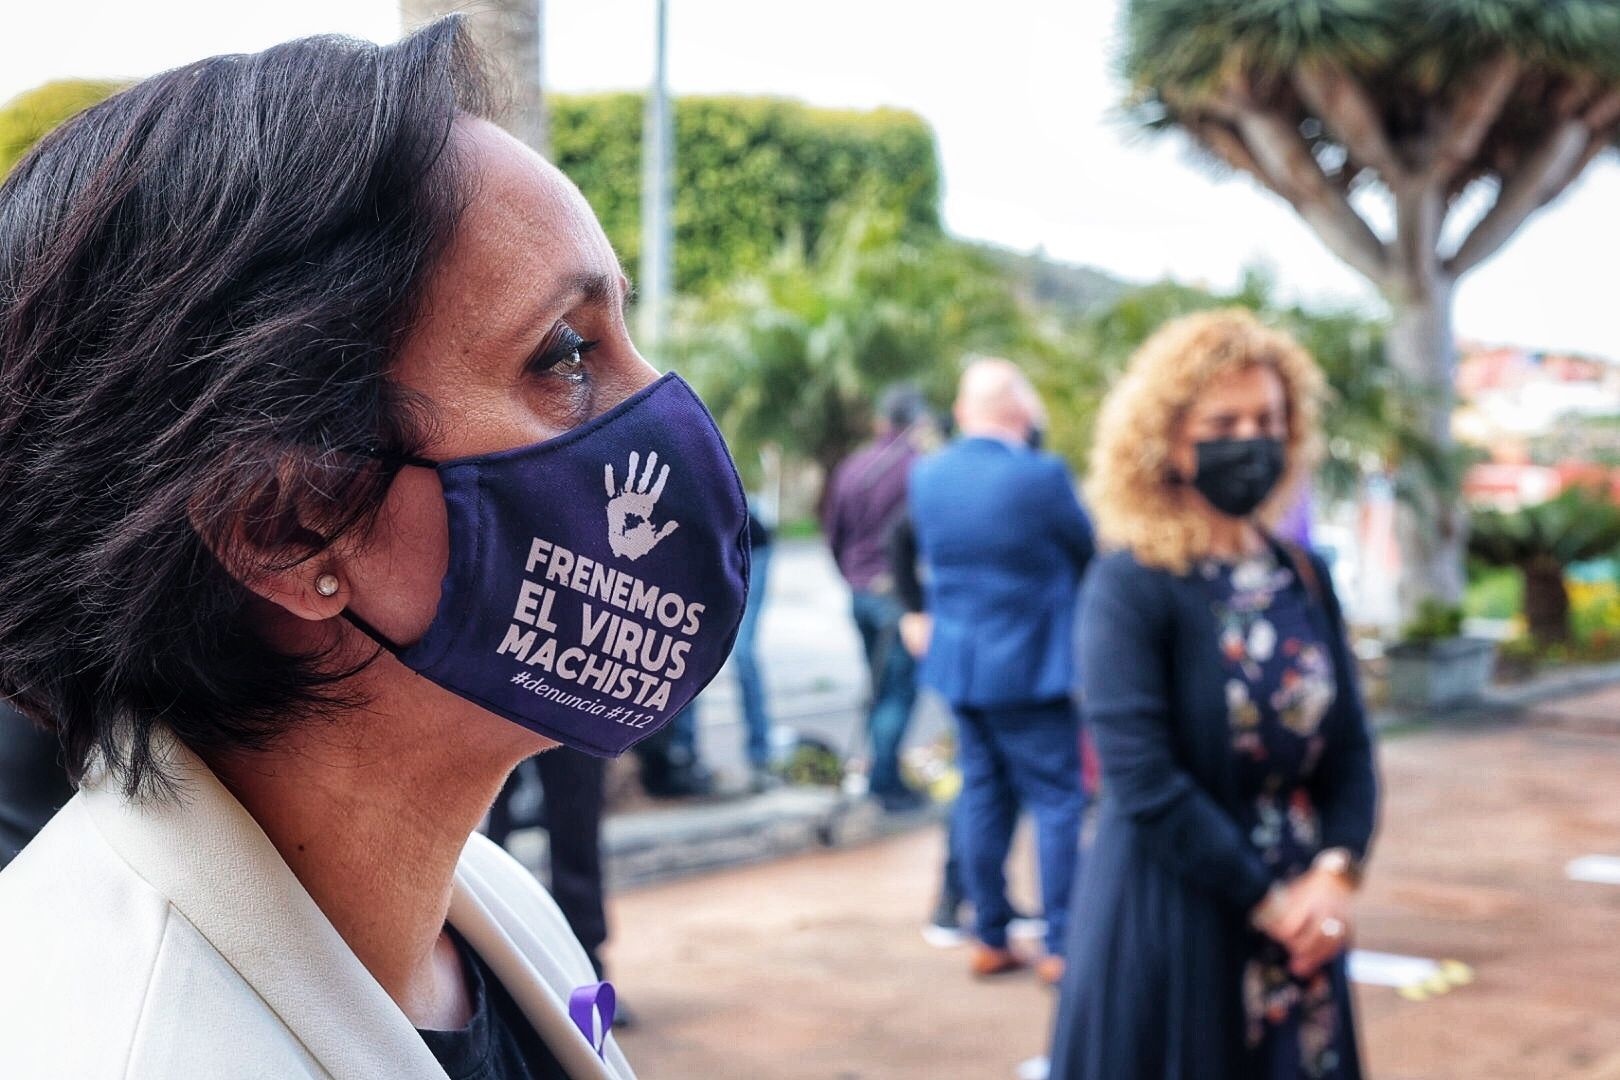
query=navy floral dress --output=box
[1204,550,1347,1079]
[1050,547,1376,1080]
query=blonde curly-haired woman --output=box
[1047,310,1379,1080]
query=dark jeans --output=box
[633,698,706,794]
[664,702,702,768]
[953,698,1084,956]
[734,543,773,767]
[850,590,918,798]
[941,802,967,912]
[487,748,608,977]
[641,547,772,777]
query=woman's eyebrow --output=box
[503,271,622,357]
[582,271,624,309]
[542,271,620,314]
[588,273,634,312]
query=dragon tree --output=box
[1123,0,1620,610]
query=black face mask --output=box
[1188,437,1286,518]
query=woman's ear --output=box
[190,464,353,623]
[239,558,351,623]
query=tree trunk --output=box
[401,0,548,156]
[1522,559,1571,646]
[1385,279,1467,618]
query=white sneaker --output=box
[920,922,971,949]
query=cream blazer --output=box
[0,733,636,1080]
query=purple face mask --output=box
[349,373,750,757]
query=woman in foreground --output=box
[0,19,749,1079]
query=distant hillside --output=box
[969,244,1133,318]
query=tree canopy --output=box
[1123,0,1620,289]
[669,201,1025,486]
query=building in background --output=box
[1456,342,1620,511]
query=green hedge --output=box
[0,79,128,178]
[550,93,941,295]
[4,83,943,299]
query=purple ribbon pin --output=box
[568,981,617,1057]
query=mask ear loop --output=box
[355,448,440,471]
[340,608,407,657]
[334,446,443,655]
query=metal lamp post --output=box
[638,0,673,365]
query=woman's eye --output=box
[553,347,588,380]
[525,322,599,382]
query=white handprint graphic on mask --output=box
[604,450,681,561]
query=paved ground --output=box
[602,692,1620,1079]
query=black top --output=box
[0,703,75,867]
[885,513,924,613]
[418,930,570,1080]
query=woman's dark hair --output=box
[0,20,490,794]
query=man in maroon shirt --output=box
[822,385,935,811]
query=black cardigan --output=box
[1049,545,1379,1080]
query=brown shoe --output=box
[970,945,1026,978]
[1035,956,1065,986]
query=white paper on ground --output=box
[1567,854,1620,885]
[1347,949,1442,988]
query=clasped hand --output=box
[1252,868,1354,979]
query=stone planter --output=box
[1385,636,1498,712]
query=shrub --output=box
[0,79,128,177]
[550,93,941,295]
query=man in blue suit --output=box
[906,359,1093,983]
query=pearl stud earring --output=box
[315,574,341,598]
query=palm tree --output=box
[1469,485,1620,645]
[1123,0,1620,612]
[401,1,547,156]
[670,201,1029,496]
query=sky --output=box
[5,0,1620,358]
